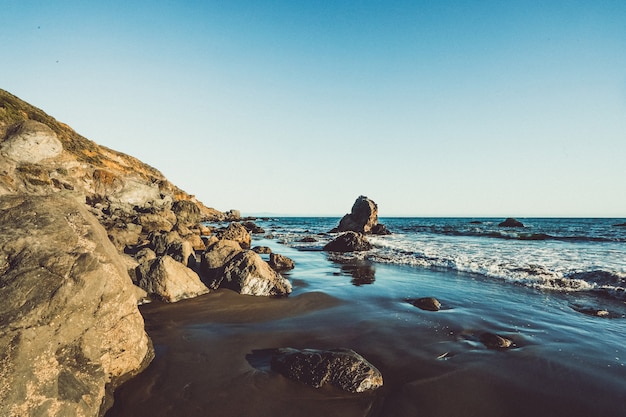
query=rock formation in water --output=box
[330,195,390,235]
[270,348,384,393]
[324,231,373,252]
[498,217,525,228]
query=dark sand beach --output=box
[107,227,626,417]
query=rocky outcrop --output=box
[270,348,383,393]
[136,255,209,303]
[498,217,525,228]
[0,194,152,417]
[324,231,372,252]
[0,119,63,163]
[330,195,390,235]
[219,251,292,296]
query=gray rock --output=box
[1,120,63,163]
[271,348,383,393]
[269,253,295,271]
[219,251,292,296]
[324,231,372,252]
[136,255,209,302]
[0,194,152,417]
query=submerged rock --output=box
[271,348,383,393]
[331,195,390,235]
[480,332,514,349]
[324,231,372,252]
[410,297,442,311]
[498,218,525,228]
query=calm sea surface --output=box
[108,217,626,417]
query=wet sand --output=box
[107,243,626,417]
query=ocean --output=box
[108,217,626,417]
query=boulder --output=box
[165,239,195,267]
[498,218,525,228]
[218,222,251,249]
[134,247,157,265]
[219,251,292,296]
[331,195,389,235]
[137,209,177,233]
[242,220,265,234]
[201,239,243,281]
[0,194,151,417]
[270,348,383,393]
[136,255,209,303]
[224,209,241,221]
[323,231,372,252]
[172,199,202,226]
[269,253,295,271]
[1,119,63,163]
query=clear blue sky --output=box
[2,0,625,216]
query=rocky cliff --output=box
[0,89,228,416]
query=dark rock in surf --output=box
[330,195,390,235]
[268,253,295,271]
[323,231,372,252]
[370,223,391,235]
[614,222,626,227]
[299,236,318,243]
[242,220,265,234]
[410,297,442,311]
[480,332,514,349]
[498,218,525,228]
[270,348,383,393]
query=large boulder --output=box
[0,193,152,417]
[0,119,63,163]
[218,222,251,248]
[136,255,209,303]
[172,199,202,226]
[219,251,292,296]
[324,231,372,252]
[201,239,243,274]
[331,195,389,234]
[270,348,383,393]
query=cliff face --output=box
[0,89,224,416]
[0,89,222,219]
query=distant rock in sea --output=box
[613,222,626,227]
[498,217,525,228]
[330,195,391,235]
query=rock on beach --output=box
[324,231,372,252]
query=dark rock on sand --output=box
[270,348,383,393]
[269,253,295,271]
[480,332,514,349]
[219,251,292,296]
[410,297,442,311]
[136,255,209,303]
[330,195,390,235]
[0,194,152,417]
[498,218,525,228]
[324,231,372,252]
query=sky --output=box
[2,0,625,217]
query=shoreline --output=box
[107,235,626,417]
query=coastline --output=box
[107,235,626,417]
